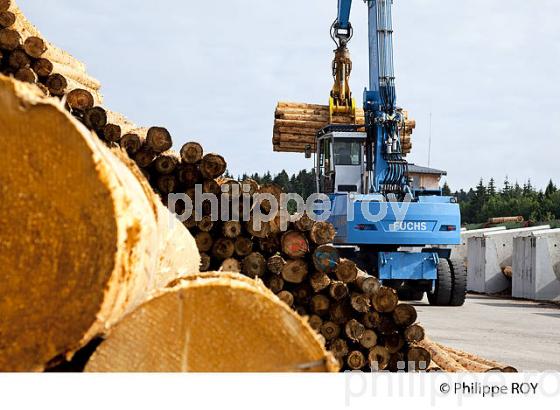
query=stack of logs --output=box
[130,137,433,371]
[1,0,517,373]
[272,102,415,155]
[119,141,517,372]
[0,1,138,146]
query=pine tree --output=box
[503,176,511,196]
[488,178,497,196]
[441,182,452,196]
[545,180,557,197]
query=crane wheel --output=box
[448,258,467,306]
[427,259,453,306]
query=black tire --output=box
[398,289,424,301]
[449,259,467,306]
[427,258,453,306]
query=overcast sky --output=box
[19,0,560,190]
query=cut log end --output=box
[335,259,358,283]
[180,141,203,164]
[241,252,267,278]
[0,11,15,29]
[32,58,53,78]
[146,126,173,153]
[45,73,67,96]
[392,304,418,328]
[66,89,94,112]
[23,36,47,58]
[0,28,21,51]
[281,259,309,284]
[200,153,227,180]
[372,286,399,313]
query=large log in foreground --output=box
[86,273,338,372]
[273,102,415,155]
[0,76,199,371]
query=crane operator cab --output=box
[317,130,366,195]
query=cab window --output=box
[334,140,361,166]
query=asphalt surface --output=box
[414,294,560,371]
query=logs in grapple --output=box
[272,102,415,155]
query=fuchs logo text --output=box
[390,221,428,232]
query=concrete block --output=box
[467,226,550,294]
[512,229,560,302]
[452,226,506,264]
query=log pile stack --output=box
[0,1,140,145]
[0,0,518,373]
[272,102,415,155]
[419,339,517,372]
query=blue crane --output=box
[313,0,466,305]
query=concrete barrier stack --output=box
[512,229,560,302]
[467,226,550,294]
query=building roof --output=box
[407,164,447,176]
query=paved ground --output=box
[414,294,560,371]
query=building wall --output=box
[409,173,442,190]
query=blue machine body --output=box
[319,0,462,287]
[328,194,461,246]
